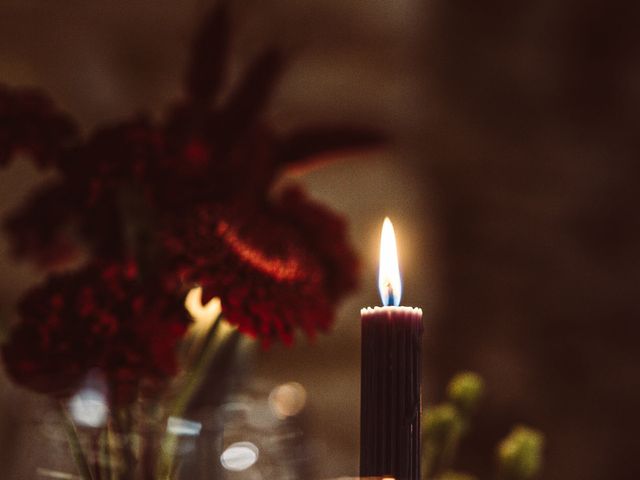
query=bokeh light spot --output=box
[268,382,307,419]
[220,441,259,471]
[69,388,108,428]
[167,416,202,436]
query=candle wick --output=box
[386,283,395,307]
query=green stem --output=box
[98,428,111,480]
[57,401,95,480]
[422,441,440,479]
[439,423,464,471]
[107,425,120,480]
[172,314,224,415]
[113,408,137,480]
[156,314,239,479]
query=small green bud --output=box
[436,471,477,480]
[497,425,544,479]
[447,372,484,414]
[423,403,461,442]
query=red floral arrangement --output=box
[0,2,382,406]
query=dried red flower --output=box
[1,261,190,403]
[0,1,385,401]
[163,186,358,346]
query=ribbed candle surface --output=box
[360,306,423,480]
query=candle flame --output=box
[378,217,402,306]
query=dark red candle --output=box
[360,218,423,480]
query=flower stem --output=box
[156,313,239,479]
[113,408,137,480]
[57,400,95,480]
[98,428,111,480]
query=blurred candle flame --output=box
[378,217,402,306]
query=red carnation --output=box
[1,1,385,370]
[2,261,190,403]
[163,186,358,346]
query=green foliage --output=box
[422,372,543,480]
[447,372,484,415]
[436,471,478,480]
[497,426,544,480]
[425,404,462,442]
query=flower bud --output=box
[447,372,484,414]
[497,425,544,479]
[437,471,477,480]
[423,403,461,443]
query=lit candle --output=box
[360,218,423,480]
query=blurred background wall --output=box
[421,2,640,479]
[0,1,638,479]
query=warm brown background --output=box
[1,1,638,479]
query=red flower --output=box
[163,186,358,346]
[0,0,385,387]
[2,261,190,403]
